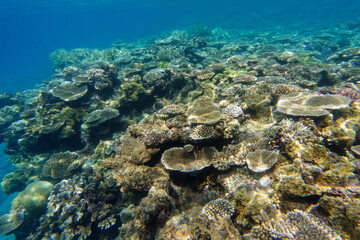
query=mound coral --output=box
[11,181,53,219]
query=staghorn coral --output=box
[202,198,235,220]
[276,118,320,144]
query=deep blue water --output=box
[0,0,359,93]
[0,0,359,239]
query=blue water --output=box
[0,0,359,239]
[0,0,359,93]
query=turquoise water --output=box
[0,0,360,239]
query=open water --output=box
[0,0,360,239]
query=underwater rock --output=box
[277,174,322,197]
[327,47,360,62]
[161,145,218,172]
[276,92,351,117]
[246,149,279,173]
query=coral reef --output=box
[1,23,360,239]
